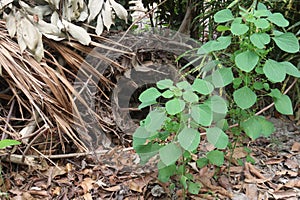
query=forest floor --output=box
[1,117,299,200]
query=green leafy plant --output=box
[133,2,300,196]
[198,2,299,139]
[133,78,227,194]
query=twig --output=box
[255,77,298,116]
[22,124,48,162]
[1,98,15,140]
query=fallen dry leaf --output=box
[103,185,121,192]
[228,147,248,159]
[271,190,298,199]
[125,175,153,193]
[44,166,67,179]
[218,175,231,190]
[247,163,267,179]
[198,176,233,198]
[264,158,285,165]
[83,193,93,200]
[229,166,243,173]
[80,178,95,193]
[284,159,299,170]
[244,183,258,200]
[275,170,298,177]
[285,179,300,188]
[51,186,61,196]
[291,142,300,152]
[28,189,49,197]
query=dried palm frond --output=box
[0,19,132,155]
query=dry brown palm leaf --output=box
[0,16,135,159]
[0,20,88,154]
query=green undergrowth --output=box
[133,2,299,197]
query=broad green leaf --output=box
[263,83,270,90]
[211,67,234,88]
[273,30,284,36]
[139,87,161,102]
[158,162,176,182]
[191,104,213,126]
[206,127,228,149]
[188,182,201,195]
[138,100,157,109]
[166,98,185,115]
[196,157,209,168]
[192,79,214,95]
[241,116,262,140]
[233,78,242,89]
[257,117,275,137]
[133,127,150,147]
[183,91,199,103]
[162,90,174,98]
[207,150,224,166]
[134,143,161,164]
[216,119,229,131]
[159,143,182,166]
[274,94,293,115]
[233,86,257,109]
[205,96,228,115]
[263,59,286,82]
[171,87,183,97]
[198,36,231,53]
[253,82,264,90]
[0,139,20,149]
[267,13,289,27]
[176,81,192,91]
[180,175,188,189]
[157,79,173,89]
[214,9,234,23]
[269,88,282,99]
[254,18,270,29]
[201,61,219,75]
[216,25,230,32]
[144,109,167,132]
[230,23,249,35]
[257,2,268,10]
[244,14,256,23]
[281,61,300,78]
[232,17,242,24]
[241,116,274,139]
[272,33,299,53]
[250,33,270,49]
[133,126,151,139]
[254,10,271,18]
[198,41,215,54]
[212,36,232,51]
[178,128,200,151]
[255,66,264,74]
[235,51,259,72]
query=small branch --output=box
[1,98,15,140]
[255,77,297,116]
